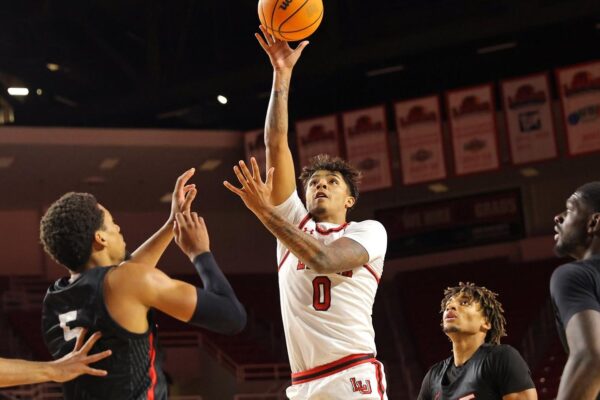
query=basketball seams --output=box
[279,8,323,35]
[269,0,280,38]
[277,0,309,32]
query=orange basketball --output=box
[258,0,324,42]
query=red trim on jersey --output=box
[277,214,310,271]
[278,215,311,272]
[372,361,385,399]
[363,264,381,284]
[146,332,157,400]
[291,353,375,384]
[278,250,291,271]
[315,222,349,235]
[298,214,311,229]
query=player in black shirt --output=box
[40,169,247,400]
[551,182,600,400]
[418,282,537,400]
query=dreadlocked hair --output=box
[298,154,362,205]
[440,282,507,345]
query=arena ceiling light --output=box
[199,159,222,171]
[54,95,78,107]
[520,167,539,177]
[217,95,228,105]
[366,64,405,77]
[428,183,449,193]
[477,42,517,55]
[46,63,60,72]
[160,192,172,203]
[99,158,120,170]
[82,176,106,184]
[7,87,29,96]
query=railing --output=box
[0,382,62,399]
[0,383,203,400]
[234,381,289,400]
[1,290,43,311]
[144,331,290,383]
[0,311,32,360]
[236,363,291,382]
[234,394,286,400]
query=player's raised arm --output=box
[129,168,197,267]
[116,212,247,335]
[556,310,600,399]
[255,26,308,205]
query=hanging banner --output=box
[295,115,342,168]
[341,105,393,192]
[501,73,557,164]
[556,60,600,156]
[446,84,500,175]
[244,129,267,170]
[394,96,446,185]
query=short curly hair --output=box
[298,154,362,204]
[40,192,104,272]
[440,282,507,345]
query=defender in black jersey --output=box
[551,182,600,400]
[418,282,536,400]
[40,169,247,400]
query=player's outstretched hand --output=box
[255,25,308,72]
[168,168,197,223]
[223,157,275,218]
[173,211,210,261]
[49,329,111,383]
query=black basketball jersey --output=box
[550,256,600,353]
[418,344,535,400]
[42,266,168,400]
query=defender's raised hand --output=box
[169,168,197,223]
[255,25,309,72]
[223,158,275,218]
[173,211,210,261]
[49,330,111,383]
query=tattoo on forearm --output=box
[263,212,326,267]
[272,80,289,99]
[266,81,289,134]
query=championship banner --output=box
[446,84,500,175]
[556,60,600,156]
[295,115,342,168]
[501,73,557,164]
[341,106,393,192]
[243,129,267,171]
[394,96,446,185]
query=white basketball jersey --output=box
[274,191,387,373]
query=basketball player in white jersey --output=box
[224,26,388,400]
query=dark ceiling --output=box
[0,0,599,130]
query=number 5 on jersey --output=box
[58,310,83,341]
